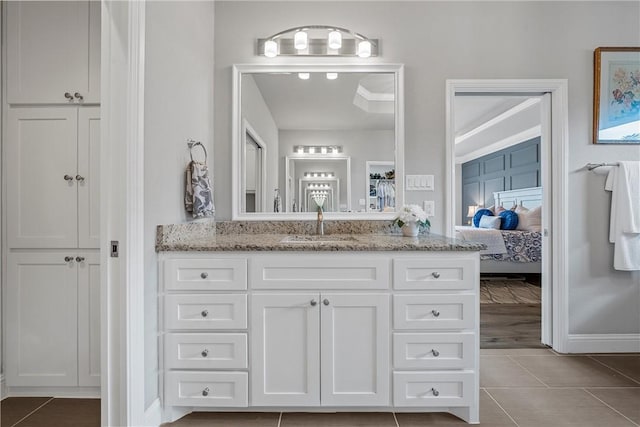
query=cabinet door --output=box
[251,293,320,406]
[78,252,100,386]
[6,1,100,104]
[7,108,79,248]
[6,252,78,386]
[78,107,100,248]
[321,293,390,406]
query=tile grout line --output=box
[507,355,551,388]
[483,389,521,427]
[583,388,640,427]
[588,356,640,386]
[392,411,400,427]
[277,411,283,427]
[10,397,55,427]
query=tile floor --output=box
[3,350,638,427]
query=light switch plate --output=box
[406,175,434,191]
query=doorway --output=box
[445,80,570,353]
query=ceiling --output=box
[252,72,395,131]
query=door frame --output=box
[445,79,570,353]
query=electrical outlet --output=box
[423,200,435,217]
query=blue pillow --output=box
[479,215,502,229]
[473,208,493,227]
[499,210,519,230]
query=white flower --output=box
[393,204,430,228]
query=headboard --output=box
[493,186,542,209]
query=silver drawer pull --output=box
[75,256,85,262]
[431,387,439,396]
[432,309,440,317]
[64,174,74,181]
[202,387,210,396]
[201,310,209,318]
[74,92,84,100]
[200,272,208,279]
[432,272,440,279]
[431,349,440,357]
[201,349,209,357]
[64,256,74,262]
[323,299,330,306]
[75,175,85,182]
[310,299,317,306]
[64,92,74,100]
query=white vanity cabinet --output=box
[160,250,479,424]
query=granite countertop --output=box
[156,221,485,252]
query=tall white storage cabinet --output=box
[3,1,101,394]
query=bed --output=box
[455,187,543,274]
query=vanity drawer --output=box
[164,258,247,291]
[393,257,476,291]
[393,294,475,330]
[165,333,248,369]
[165,371,248,407]
[165,294,247,330]
[393,371,474,407]
[251,255,390,290]
[393,333,474,369]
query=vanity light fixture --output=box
[304,172,336,179]
[258,25,378,57]
[293,145,343,155]
[326,72,338,80]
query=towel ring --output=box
[187,139,207,163]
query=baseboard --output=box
[1,374,7,400]
[4,386,100,398]
[144,397,162,427]
[566,334,640,353]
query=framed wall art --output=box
[593,47,640,144]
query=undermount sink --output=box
[280,235,359,244]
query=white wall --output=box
[242,75,279,211]
[214,1,640,338]
[144,1,214,408]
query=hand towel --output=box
[185,161,215,219]
[605,161,640,271]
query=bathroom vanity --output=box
[157,224,484,424]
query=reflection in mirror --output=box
[233,65,404,218]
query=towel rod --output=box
[187,139,207,162]
[586,162,619,171]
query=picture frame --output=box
[593,47,640,144]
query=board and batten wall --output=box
[144,1,215,408]
[213,1,640,349]
[461,138,540,224]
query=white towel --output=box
[605,161,640,271]
[455,226,508,255]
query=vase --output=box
[401,222,419,237]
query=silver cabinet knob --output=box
[202,387,210,396]
[64,174,74,181]
[64,256,74,262]
[64,92,74,100]
[323,299,330,306]
[201,310,208,318]
[431,387,440,396]
[75,175,85,182]
[201,349,209,358]
[432,309,440,317]
[75,256,85,262]
[432,272,441,279]
[200,272,208,279]
[431,349,440,357]
[74,92,84,100]
[310,299,317,306]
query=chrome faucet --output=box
[317,206,324,235]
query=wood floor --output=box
[480,278,544,349]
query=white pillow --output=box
[479,215,502,229]
[515,205,542,231]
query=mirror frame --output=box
[232,63,405,220]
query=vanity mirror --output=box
[232,64,404,220]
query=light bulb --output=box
[326,72,338,80]
[357,40,371,58]
[309,147,316,154]
[297,147,304,154]
[321,147,327,154]
[328,30,342,49]
[294,31,308,50]
[264,40,277,57]
[298,72,310,80]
